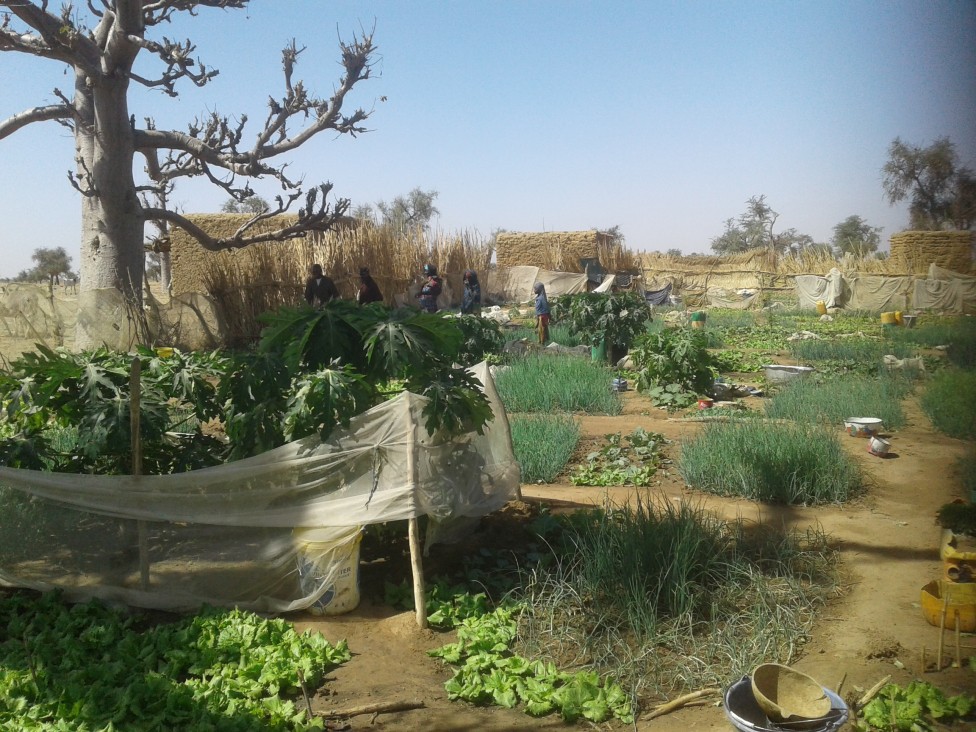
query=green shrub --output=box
[679,421,862,504]
[509,414,580,483]
[921,368,976,438]
[495,355,622,415]
[765,374,911,429]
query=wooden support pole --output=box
[130,357,149,590]
[404,398,427,629]
[408,517,427,629]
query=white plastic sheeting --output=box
[913,265,976,314]
[0,363,520,613]
[795,268,847,310]
[485,266,589,303]
[795,269,913,312]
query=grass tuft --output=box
[516,496,837,700]
[495,355,622,415]
[921,368,976,439]
[765,374,912,429]
[509,414,580,483]
[678,421,862,504]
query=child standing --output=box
[533,282,550,344]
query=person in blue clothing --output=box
[461,270,481,315]
[533,281,550,344]
[416,264,442,313]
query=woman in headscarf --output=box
[533,281,550,344]
[461,270,481,315]
[416,264,442,313]
[357,267,383,305]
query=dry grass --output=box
[201,224,494,344]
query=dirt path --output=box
[297,388,974,730]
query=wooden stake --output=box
[954,610,962,669]
[835,673,847,696]
[130,357,149,590]
[936,595,948,671]
[920,646,927,674]
[296,668,313,722]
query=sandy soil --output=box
[291,387,976,731]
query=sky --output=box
[0,0,974,278]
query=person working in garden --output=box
[533,281,550,344]
[304,263,339,307]
[461,269,481,315]
[416,264,442,313]
[357,267,383,305]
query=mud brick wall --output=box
[889,230,974,275]
[495,230,603,271]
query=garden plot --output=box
[2,306,975,731]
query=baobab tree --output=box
[0,0,375,347]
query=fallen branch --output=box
[642,688,720,720]
[326,699,425,719]
[857,675,891,710]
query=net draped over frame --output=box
[0,363,520,612]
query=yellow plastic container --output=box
[941,529,976,582]
[155,347,175,358]
[880,312,897,325]
[894,311,904,325]
[816,301,827,315]
[921,580,976,633]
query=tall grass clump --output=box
[496,355,621,415]
[957,448,976,501]
[766,374,912,429]
[516,497,836,699]
[921,369,976,439]
[679,422,862,504]
[789,338,916,369]
[509,414,580,483]
[887,318,959,348]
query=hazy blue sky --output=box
[1,0,974,278]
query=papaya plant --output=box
[630,328,716,409]
[0,345,225,473]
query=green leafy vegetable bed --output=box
[0,592,349,731]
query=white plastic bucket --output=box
[295,526,363,616]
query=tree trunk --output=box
[74,67,146,350]
[160,251,172,295]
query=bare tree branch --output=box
[0,103,72,140]
[124,34,218,94]
[0,0,101,73]
[141,0,248,28]
[144,186,349,251]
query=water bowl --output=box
[763,365,815,384]
[867,436,891,456]
[844,417,883,438]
